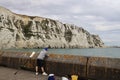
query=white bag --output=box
[62,77,69,80]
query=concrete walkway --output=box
[0,66,61,80]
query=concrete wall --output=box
[87,57,120,80]
[0,51,38,70]
[45,54,87,77]
[0,51,120,80]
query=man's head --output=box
[44,48,48,51]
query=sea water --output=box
[3,48,120,58]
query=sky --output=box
[0,0,120,46]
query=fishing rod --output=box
[14,48,41,75]
[14,51,36,75]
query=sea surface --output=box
[2,48,120,58]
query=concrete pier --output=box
[0,51,120,80]
[0,66,61,80]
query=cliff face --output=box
[0,6,104,49]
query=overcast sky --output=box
[0,0,120,46]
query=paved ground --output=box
[0,66,61,80]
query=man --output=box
[36,48,48,75]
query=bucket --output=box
[48,74,55,80]
[71,75,78,80]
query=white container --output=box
[62,77,69,80]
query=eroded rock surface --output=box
[0,6,104,49]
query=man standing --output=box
[36,48,48,75]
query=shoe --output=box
[36,72,38,75]
[42,72,48,75]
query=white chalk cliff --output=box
[0,6,104,49]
